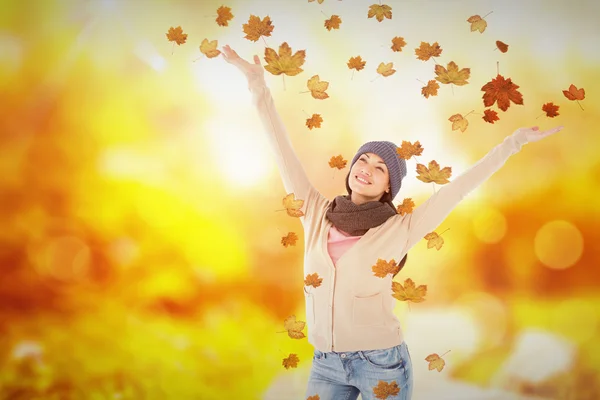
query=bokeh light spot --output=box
[471,207,507,244]
[534,220,584,270]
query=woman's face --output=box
[348,152,390,204]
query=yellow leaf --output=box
[421,80,440,98]
[416,160,452,185]
[282,193,305,217]
[199,39,221,58]
[283,315,306,339]
[392,278,427,302]
[372,380,400,399]
[368,4,393,22]
[324,15,342,31]
[215,6,234,27]
[166,26,187,45]
[264,42,306,76]
[424,231,444,250]
[377,62,396,77]
[281,232,298,247]
[372,258,400,278]
[282,353,300,369]
[243,15,274,42]
[448,113,469,132]
[306,114,323,130]
[391,36,406,52]
[348,56,367,71]
[435,61,470,86]
[414,41,442,61]
[425,353,446,372]
[467,15,487,33]
[307,75,329,99]
[328,155,347,170]
[396,198,415,216]
[396,141,423,160]
[304,273,323,288]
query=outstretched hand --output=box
[221,44,264,82]
[516,125,565,144]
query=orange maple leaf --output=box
[542,102,560,118]
[425,353,447,372]
[562,84,585,110]
[329,155,347,169]
[282,193,304,217]
[324,15,342,31]
[377,62,396,77]
[373,380,400,399]
[396,140,423,160]
[422,80,440,98]
[264,42,306,76]
[372,258,400,278]
[216,6,234,27]
[166,26,187,45]
[306,396,320,400]
[281,232,298,247]
[282,353,299,369]
[348,56,367,71]
[396,198,415,216]
[416,160,452,184]
[424,231,444,250]
[242,15,274,42]
[199,38,221,58]
[483,108,499,124]
[392,278,427,302]
[304,273,323,288]
[283,315,306,339]
[307,75,329,99]
[448,113,469,132]
[306,114,323,130]
[391,36,407,52]
[435,61,470,86]
[467,15,487,33]
[368,4,393,22]
[415,41,442,61]
[496,40,509,53]
[481,74,524,112]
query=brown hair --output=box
[344,171,408,276]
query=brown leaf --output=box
[324,15,342,31]
[416,160,452,184]
[467,15,487,33]
[348,56,367,71]
[283,315,306,339]
[372,258,400,278]
[306,114,323,130]
[562,84,585,101]
[216,6,234,27]
[396,198,415,216]
[304,273,323,288]
[481,74,524,112]
[415,41,442,61]
[368,4,393,22]
[421,80,440,98]
[329,155,347,170]
[396,140,423,160]
[392,278,427,303]
[373,380,400,399]
[496,40,509,53]
[306,396,320,400]
[282,353,300,369]
[242,15,274,42]
[482,108,499,124]
[424,231,444,250]
[166,26,187,45]
[542,102,560,118]
[281,232,298,247]
[425,353,446,372]
[391,36,407,52]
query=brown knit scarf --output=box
[325,194,397,236]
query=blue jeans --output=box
[305,341,413,400]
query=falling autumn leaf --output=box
[307,396,320,400]
[483,108,499,124]
[304,273,323,288]
[392,278,427,303]
[348,56,367,71]
[216,6,234,27]
[421,80,440,98]
[281,232,298,247]
[282,353,300,369]
[373,380,400,399]
[396,198,415,216]
[424,231,444,250]
[416,160,452,184]
[435,61,470,86]
[243,15,274,42]
[282,193,305,217]
[166,26,187,45]
[425,353,447,372]
[562,84,585,110]
[324,15,342,31]
[368,4,393,22]
[307,75,329,99]
[377,62,396,77]
[448,113,469,132]
[542,102,560,118]
[329,155,347,169]
[199,38,221,58]
[264,42,306,76]
[396,140,423,160]
[496,40,509,53]
[372,258,400,278]
[306,114,323,130]
[415,41,442,61]
[481,74,524,111]
[283,315,306,339]
[467,15,487,33]
[391,36,407,52]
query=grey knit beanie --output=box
[346,141,407,200]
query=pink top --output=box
[327,226,361,265]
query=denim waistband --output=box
[314,342,405,360]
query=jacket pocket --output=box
[303,286,315,325]
[352,291,385,326]
[363,345,405,371]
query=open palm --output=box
[221,44,264,82]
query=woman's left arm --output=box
[398,125,564,254]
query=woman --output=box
[221,44,563,400]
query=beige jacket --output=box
[248,76,529,352]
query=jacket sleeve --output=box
[247,75,327,223]
[396,130,529,254]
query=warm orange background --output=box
[1,0,598,399]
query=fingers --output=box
[253,55,260,64]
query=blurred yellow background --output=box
[1,0,598,399]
